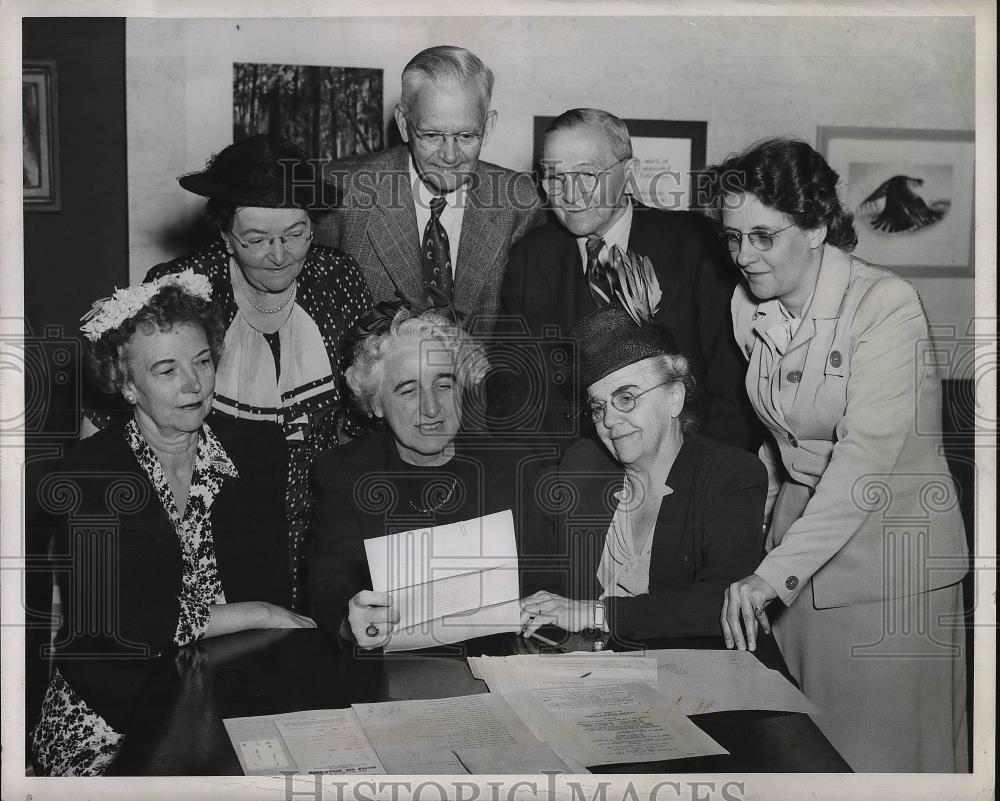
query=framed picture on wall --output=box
[22,60,60,211]
[532,117,707,211]
[818,127,974,277]
[233,63,384,161]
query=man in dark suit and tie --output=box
[315,46,545,333]
[488,108,758,450]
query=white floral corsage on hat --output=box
[80,269,213,342]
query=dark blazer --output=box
[307,427,558,636]
[36,418,290,733]
[488,205,760,450]
[550,433,766,640]
[315,145,546,333]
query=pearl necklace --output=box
[233,264,297,314]
[409,476,459,513]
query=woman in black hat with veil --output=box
[143,134,373,610]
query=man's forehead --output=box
[542,125,615,170]
[408,81,484,119]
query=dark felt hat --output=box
[178,133,335,209]
[571,306,681,389]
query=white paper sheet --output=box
[352,692,545,775]
[224,709,384,775]
[502,682,728,767]
[364,510,523,651]
[386,597,524,651]
[452,744,585,775]
[650,649,820,715]
[468,654,658,695]
[274,710,385,774]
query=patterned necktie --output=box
[586,235,614,308]
[422,196,453,303]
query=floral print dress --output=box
[31,420,237,776]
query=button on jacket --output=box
[731,245,968,609]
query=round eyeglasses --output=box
[717,223,796,253]
[541,156,630,197]
[588,381,673,422]
[400,110,484,151]
[231,229,314,255]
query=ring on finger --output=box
[753,607,764,617]
[365,623,380,638]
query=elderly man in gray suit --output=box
[316,46,545,333]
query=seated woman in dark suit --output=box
[520,305,767,642]
[30,274,314,776]
[308,307,555,648]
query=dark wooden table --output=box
[109,628,850,775]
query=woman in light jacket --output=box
[711,138,968,772]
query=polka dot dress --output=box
[145,240,373,610]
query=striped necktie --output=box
[586,235,614,308]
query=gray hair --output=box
[400,46,494,118]
[544,108,634,160]
[647,352,700,434]
[346,308,490,415]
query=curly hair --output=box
[345,308,489,415]
[86,283,226,394]
[647,353,702,435]
[705,137,858,251]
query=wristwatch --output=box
[593,600,606,631]
[591,601,608,651]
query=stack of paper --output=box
[364,510,523,651]
[464,654,728,768]
[224,694,579,775]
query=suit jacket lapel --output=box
[368,147,424,301]
[454,166,506,317]
[782,246,851,413]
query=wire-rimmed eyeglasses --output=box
[231,229,314,255]
[588,380,673,423]
[399,110,484,151]
[717,223,796,253]
[541,156,630,197]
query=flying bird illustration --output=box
[855,175,950,233]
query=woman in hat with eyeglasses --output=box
[142,134,373,611]
[519,273,767,643]
[709,138,968,771]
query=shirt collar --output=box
[579,199,633,259]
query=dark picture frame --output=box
[22,60,60,211]
[533,117,707,211]
[818,126,975,277]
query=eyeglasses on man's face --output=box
[231,228,314,255]
[541,156,630,197]
[588,380,673,423]
[717,223,796,253]
[400,111,484,151]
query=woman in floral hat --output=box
[31,273,314,776]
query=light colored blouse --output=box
[596,477,674,599]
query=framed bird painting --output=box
[818,127,974,277]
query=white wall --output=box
[126,14,977,376]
